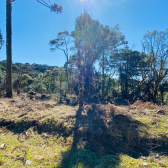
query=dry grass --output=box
[0,95,168,167]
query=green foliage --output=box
[140,29,168,102]
[164,92,168,103]
[0,28,4,50]
[0,70,5,89]
[34,83,46,94]
[71,12,103,102]
[111,50,142,99]
[12,74,34,92]
[50,30,70,60]
[52,68,59,76]
[1,12,168,103]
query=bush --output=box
[164,92,168,104]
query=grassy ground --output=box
[0,94,168,167]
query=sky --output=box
[0,0,168,67]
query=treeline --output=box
[0,12,168,105]
[0,61,60,93]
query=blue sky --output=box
[0,0,168,67]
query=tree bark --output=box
[102,49,105,99]
[6,0,13,98]
[153,82,159,103]
[77,49,83,108]
[105,77,111,97]
[65,65,69,92]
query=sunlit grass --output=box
[0,127,72,167]
[0,96,168,167]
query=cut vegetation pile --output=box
[0,95,168,167]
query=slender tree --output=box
[99,24,127,99]
[141,30,168,102]
[6,0,12,97]
[99,25,110,99]
[50,31,71,91]
[5,0,62,98]
[112,49,141,99]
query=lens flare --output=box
[79,0,97,5]
[69,0,112,20]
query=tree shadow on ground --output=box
[1,117,73,138]
[57,103,168,168]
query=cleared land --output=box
[0,95,168,167]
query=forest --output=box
[1,12,168,105]
[0,1,168,168]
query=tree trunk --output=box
[105,77,111,97]
[77,49,83,108]
[125,63,128,99]
[70,64,73,93]
[125,78,128,99]
[161,89,164,104]
[59,81,62,103]
[153,82,158,103]
[66,67,69,92]
[6,0,13,98]
[147,85,151,101]
[160,84,164,104]
[65,59,70,92]
[102,49,105,99]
